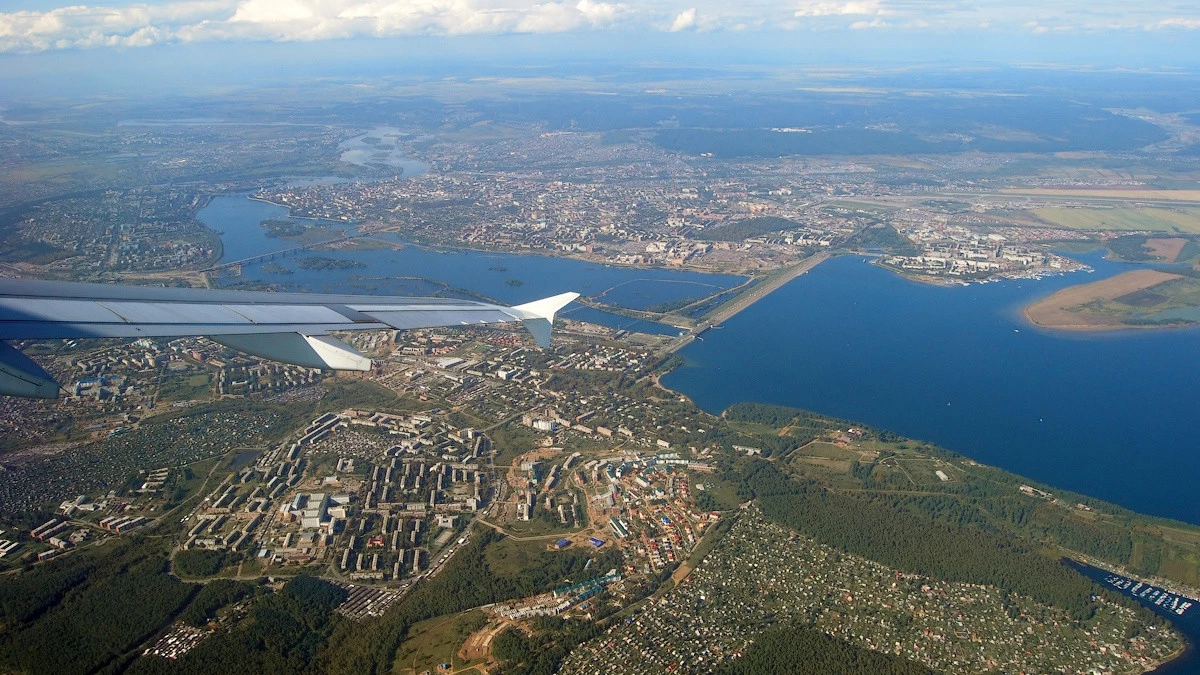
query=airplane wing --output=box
[0,278,578,399]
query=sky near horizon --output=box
[2,0,1199,60]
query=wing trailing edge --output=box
[0,280,579,398]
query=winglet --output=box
[512,292,579,347]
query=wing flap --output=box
[361,307,521,330]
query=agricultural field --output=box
[1030,207,1200,234]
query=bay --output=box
[663,254,1200,526]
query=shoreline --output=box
[1022,268,1192,332]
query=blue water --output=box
[199,194,745,337]
[1068,561,1199,674]
[663,254,1200,526]
[198,195,350,263]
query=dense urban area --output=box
[3,78,1200,674]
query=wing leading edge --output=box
[0,279,578,398]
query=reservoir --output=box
[199,194,746,337]
[200,183,1200,525]
[663,254,1200,526]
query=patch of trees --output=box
[492,617,608,675]
[179,579,258,627]
[1105,234,1154,261]
[715,623,933,675]
[721,402,849,454]
[296,256,366,270]
[128,576,346,675]
[174,549,229,577]
[0,551,196,675]
[699,217,804,242]
[845,224,922,255]
[260,219,307,238]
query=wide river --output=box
[664,253,1200,526]
[199,193,747,337]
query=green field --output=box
[156,372,212,402]
[895,458,964,486]
[392,610,488,675]
[794,441,861,460]
[1031,207,1200,233]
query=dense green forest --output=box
[492,617,610,675]
[173,549,230,577]
[735,458,1104,620]
[698,216,804,242]
[715,624,934,675]
[0,543,196,675]
[127,576,347,675]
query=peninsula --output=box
[1024,269,1200,330]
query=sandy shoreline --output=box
[1023,269,1182,331]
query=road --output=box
[655,251,831,357]
[703,251,831,328]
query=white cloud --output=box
[669,7,696,31]
[794,0,887,18]
[1155,17,1200,29]
[849,16,887,29]
[1,0,1199,52]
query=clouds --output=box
[669,7,696,32]
[794,1,888,18]
[1,0,1199,53]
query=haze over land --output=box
[3,9,1200,673]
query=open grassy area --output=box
[392,610,488,675]
[793,441,862,460]
[503,517,584,538]
[483,536,562,576]
[156,372,212,403]
[895,458,964,486]
[1030,207,1200,233]
[317,378,400,412]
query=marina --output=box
[1102,574,1195,616]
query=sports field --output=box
[1030,207,1200,234]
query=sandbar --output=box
[1024,269,1181,330]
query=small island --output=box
[260,218,308,238]
[296,256,367,270]
[1024,269,1200,330]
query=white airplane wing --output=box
[0,278,578,398]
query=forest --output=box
[714,623,934,675]
[698,216,804,242]
[0,541,196,675]
[732,457,1174,626]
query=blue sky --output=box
[1,0,1198,63]
[0,0,1197,100]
